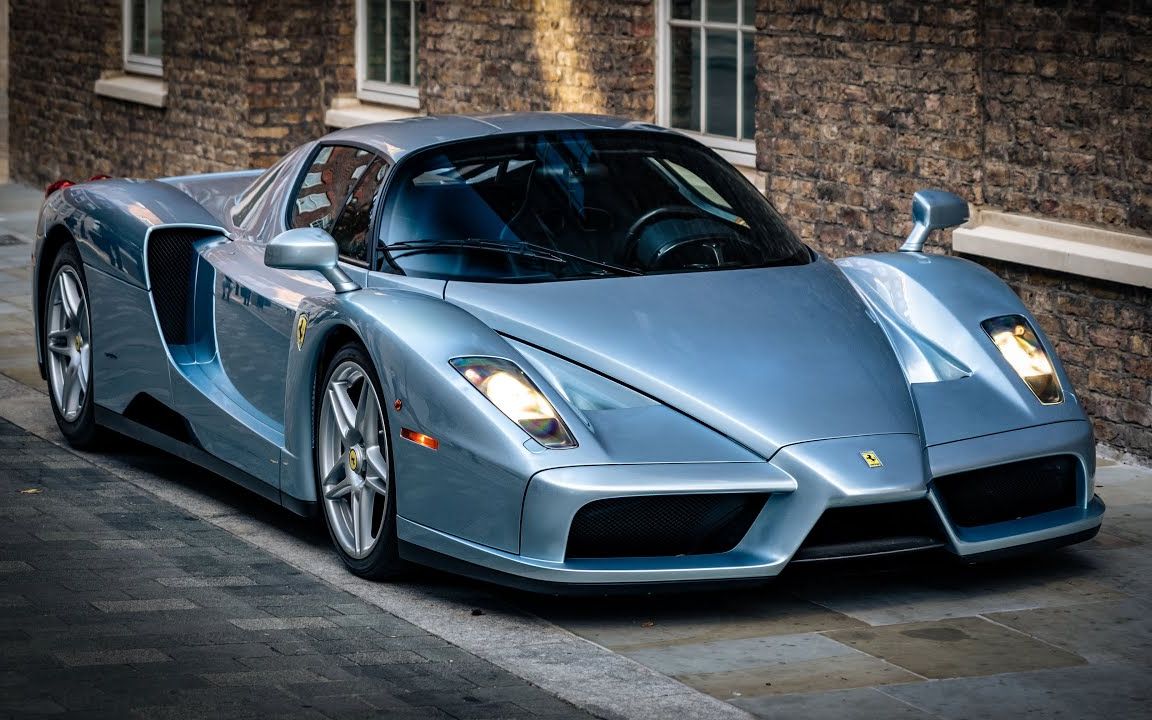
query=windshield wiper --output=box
[515,240,642,276]
[386,238,568,265]
[385,238,642,277]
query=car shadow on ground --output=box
[100,432,1109,633]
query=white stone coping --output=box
[93,73,167,108]
[324,98,421,129]
[953,209,1152,289]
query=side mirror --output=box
[264,228,360,293]
[899,190,970,253]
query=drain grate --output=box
[0,234,25,246]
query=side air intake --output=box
[145,227,218,345]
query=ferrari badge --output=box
[295,314,308,351]
[860,450,883,468]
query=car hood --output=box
[445,258,919,459]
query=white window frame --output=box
[123,0,163,77]
[356,0,420,109]
[655,0,756,167]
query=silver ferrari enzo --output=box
[32,113,1103,589]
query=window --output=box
[289,145,389,264]
[357,0,419,108]
[124,0,163,76]
[377,131,807,281]
[658,0,756,166]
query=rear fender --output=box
[36,179,224,290]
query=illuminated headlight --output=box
[450,357,577,448]
[982,315,1063,405]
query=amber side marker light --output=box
[401,428,439,450]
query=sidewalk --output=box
[0,416,591,719]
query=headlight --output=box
[982,315,1063,404]
[450,356,577,448]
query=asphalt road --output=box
[1,183,1151,720]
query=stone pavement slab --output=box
[0,418,594,720]
[825,616,1086,679]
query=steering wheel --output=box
[621,206,709,264]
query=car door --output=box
[181,144,390,486]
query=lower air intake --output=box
[565,493,768,560]
[933,455,1078,527]
[793,500,946,562]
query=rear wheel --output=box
[315,343,402,579]
[44,243,98,448]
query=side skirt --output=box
[95,407,318,518]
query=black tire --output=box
[43,243,100,449]
[315,342,403,580]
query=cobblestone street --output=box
[0,417,594,720]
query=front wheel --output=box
[44,243,99,448]
[315,343,403,579]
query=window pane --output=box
[742,33,756,140]
[742,0,755,26]
[705,31,737,138]
[670,0,700,20]
[389,0,413,85]
[706,0,738,23]
[669,27,700,132]
[147,0,163,57]
[291,146,376,234]
[365,0,388,82]
[130,0,146,55]
[332,157,388,263]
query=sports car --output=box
[32,113,1104,589]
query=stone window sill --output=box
[324,99,420,129]
[953,210,1152,289]
[93,73,167,108]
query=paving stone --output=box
[826,616,1087,679]
[527,590,867,652]
[883,662,1152,720]
[155,575,256,588]
[674,652,920,700]
[986,599,1152,666]
[229,616,336,631]
[55,648,172,667]
[345,649,430,665]
[730,687,935,719]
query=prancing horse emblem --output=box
[860,450,883,468]
[295,314,308,351]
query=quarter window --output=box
[358,0,419,108]
[289,145,388,265]
[659,0,756,166]
[124,0,163,76]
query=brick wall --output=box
[759,0,1151,463]
[419,0,655,118]
[9,0,340,187]
[9,0,1149,462]
[10,0,246,187]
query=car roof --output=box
[321,112,675,162]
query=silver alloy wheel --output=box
[317,360,390,560]
[46,266,92,423]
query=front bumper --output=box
[396,421,1102,588]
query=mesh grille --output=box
[794,500,945,562]
[933,455,1078,527]
[565,493,768,560]
[146,228,202,345]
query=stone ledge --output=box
[954,210,1152,289]
[93,74,167,108]
[324,99,421,129]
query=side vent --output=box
[122,393,197,445]
[145,226,219,345]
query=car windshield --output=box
[376,130,810,281]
